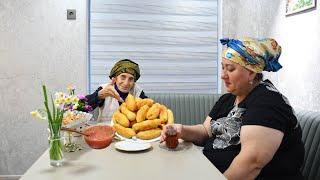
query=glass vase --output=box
[49,136,64,167]
[63,131,82,152]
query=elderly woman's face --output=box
[221,58,255,95]
[115,73,135,93]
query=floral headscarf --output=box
[109,59,140,81]
[220,37,282,73]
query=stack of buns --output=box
[112,94,174,140]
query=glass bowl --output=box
[83,125,114,149]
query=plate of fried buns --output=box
[111,94,174,143]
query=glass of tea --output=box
[165,125,179,149]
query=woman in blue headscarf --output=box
[161,38,304,180]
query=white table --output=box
[21,141,226,180]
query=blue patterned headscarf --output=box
[220,38,282,73]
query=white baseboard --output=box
[0,175,21,180]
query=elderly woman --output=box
[161,38,304,180]
[86,59,147,123]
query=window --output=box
[89,0,219,93]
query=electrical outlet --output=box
[67,9,76,20]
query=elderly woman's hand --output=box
[160,124,183,142]
[98,78,124,102]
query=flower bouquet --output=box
[31,85,93,165]
[30,85,66,167]
[60,85,93,152]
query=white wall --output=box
[222,0,320,111]
[0,0,88,175]
[268,0,320,111]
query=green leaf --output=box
[51,95,56,123]
[42,85,53,133]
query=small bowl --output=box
[83,125,114,149]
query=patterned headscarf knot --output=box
[220,37,282,73]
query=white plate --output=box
[115,141,151,152]
[111,121,161,143]
[114,132,161,143]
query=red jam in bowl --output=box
[83,125,114,149]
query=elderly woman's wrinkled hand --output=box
[98,78,124,102]
[160,124,183,142]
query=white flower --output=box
[55,92,65,99]
[72,104,79,110]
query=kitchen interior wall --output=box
[0,0,88,175]
[222,0,320,111]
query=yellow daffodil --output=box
[65,97,72,104]
[72,97,79,103]
[30,110,45,120]
[30,111,38,117]
[60,97,66,103]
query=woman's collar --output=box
[114,84,129,101]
